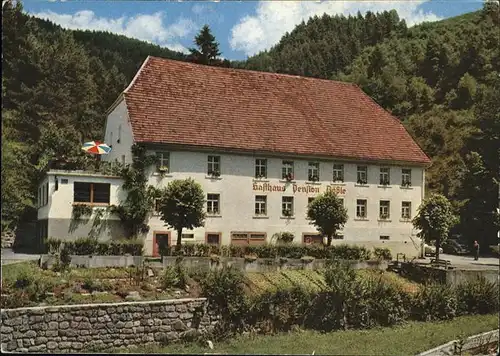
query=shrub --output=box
[411,283,458,321]
[44,238,144,256]
[200,266,248,338]
[373,247,392,260]
[161,261,188,289]
[456,276,499,315]
[72,237,99,255]
[277,232,295,244]
[45,237,62,254]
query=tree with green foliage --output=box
[307,191,348,246]
[158,179,206,248]
[189,25,222,66]
[412,194,457,260]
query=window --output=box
[402,169,412,187]
[282,196,294,217]
[379,200,390,219]
[207,194,220,215]
[206,233,220,245]
[357,166,368,184]
[156,152,170,173]
[282,160,294,180]
[333,164,344,182]
[73,182,111,204]
[356,199,367,218]
[255,195,267,215]
[208,155,221,175]
[181,234,194,239]
[303,234,322,245]
[255,159,267,179]
[308,162,320,181]
[230,232,266,243]
[380,167,390,185]
[61,179,68,184]
[380,235,390,240]
[401,201,412,219]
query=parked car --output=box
[424,243,443,256]
[442,239,470,255]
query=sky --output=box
[22,0,484,60]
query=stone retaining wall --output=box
[164,257,389,273]
[1,298,218,353]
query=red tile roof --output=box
[123,56,431,165]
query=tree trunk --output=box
[176,228,182,250]
[327,234,333,247]
[435,236,441,260]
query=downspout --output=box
[420,168,426,258]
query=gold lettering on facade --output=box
[252,183,345,195]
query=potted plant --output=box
[334,176,344,183]
[208,170,221,178]
[255,174,266,179]
[309,175,319,182]
[380,178,390,186]
[357,178,367,185]
[402,180,412,188]
[380,214,389,220]
[282,209,292,217]
[158,166,169,174]
[285,173,294,182]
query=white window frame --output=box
[208,155,221,175]
[255,195,267,215]
[156,152,170,173]
[380,167,390,185]
[255,159,267,179]
[356,199,367,218]
[357,166,368,184]
[282,160,294,180]
[282,196,294,217]
[207,193,220,215]
[333,164,344,182]
[402,169,412,186]
[401,201,412,219]
[308,162,320,181]
[379,200,390,219]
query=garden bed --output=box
[0,262,200,309]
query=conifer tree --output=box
[189,25,222,65]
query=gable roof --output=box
[123,56,431,165]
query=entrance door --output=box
[152,231,171,257]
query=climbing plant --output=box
[111,143,160,238]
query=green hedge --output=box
[164,243,374,260]
[44,237,143,256]
[197,263,499,340]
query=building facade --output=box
[38,56,431,257]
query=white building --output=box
[38,56,431,257]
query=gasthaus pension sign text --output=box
[252,182,346,195]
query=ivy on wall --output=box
[111,143,160,238]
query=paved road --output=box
[418,253,499,270]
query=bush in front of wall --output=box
[45,238,144,256]
[373,247,392,260]
[410,282,458,321]
[163,243,374,261]
[455,276,499,315]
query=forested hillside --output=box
[2,1,498,246]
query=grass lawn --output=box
[115,314,499,355]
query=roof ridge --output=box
[146,55,359,87]
[124,55,152,94]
